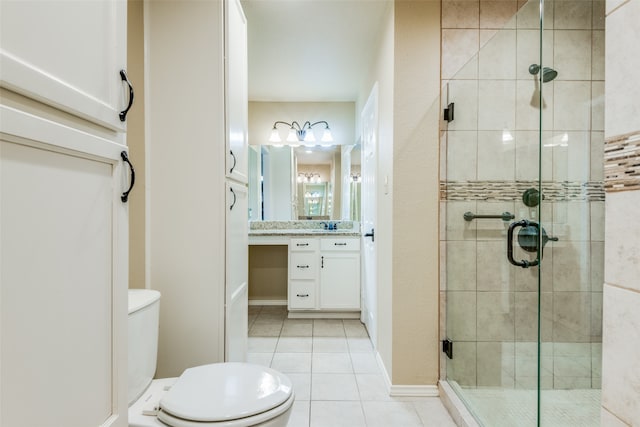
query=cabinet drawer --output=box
[320,238,359,251]
[290,253,317,279]
[289,281,316,309]
[290,238,318,251]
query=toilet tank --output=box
[128,289,161,406]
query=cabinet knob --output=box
[334,242,347,246]
[297,243,309,247]
[296,294,309,298]
[297,265,309,269]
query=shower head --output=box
[528,64,558,82]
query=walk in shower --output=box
[440,0,604,425]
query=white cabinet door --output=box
[0,106,128,427]
[0,0,128,131]
[225,0,248,183]
[225,182,248,362]
[320,252,361,310]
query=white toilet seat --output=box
[155,363,294,427]
[157,393,295,427]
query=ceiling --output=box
[294,145,339,164]
[241,0,390,102]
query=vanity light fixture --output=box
[269,120,333,145]
[297,172,322,184]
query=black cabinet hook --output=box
[121,151,135,203]
[119,69,134,122]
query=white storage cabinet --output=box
[288,237,360,313]
[1,1,130,425]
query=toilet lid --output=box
[159,363,293,422]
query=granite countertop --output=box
[249,220,361,237]
[249,228,361,237]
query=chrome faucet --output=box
[321,221,338,230]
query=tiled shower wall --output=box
[601,0,640,424]
[439,0,605,389]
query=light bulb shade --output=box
[303,130,316,143]
[286,128,298,142]
[321,128,333,142]
[269,128,281,143]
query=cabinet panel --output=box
[225,0,248,183]
[290,253,318,279]
[0,112,127,427]
[320,253,361,310]
[0,0,127,130]
[226,182,248,362]
[289,281,316,309]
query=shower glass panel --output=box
[441,0,604,425]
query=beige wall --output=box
[127,0,146,290]
[391,0,442,386]
[354,0,442,387]
[601,0,640,424]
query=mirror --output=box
[248,101,360,222]
[248,143,361,222]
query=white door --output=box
[0,0,128,132]
[361,84,378,348]
[0,107,128,427]
[225,182,248,362]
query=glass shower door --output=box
[441,0,604,425]
[537,0,604,424]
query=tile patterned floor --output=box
[248,305,457,427]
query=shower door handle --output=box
[507,220,539,268]
[507,220,558,268]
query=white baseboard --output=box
[375,352,439,397]
[248,299,287,306]
[288,311,360,319]
[376,351,392,392]
[390,384,439,397]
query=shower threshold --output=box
[442,381,601,427]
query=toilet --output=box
[128,289,294,427]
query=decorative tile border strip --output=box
[440,180,605,202]
[604,131,640,192]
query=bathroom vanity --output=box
[249,221,361,318]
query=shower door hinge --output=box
[442,339,453,359]
[444,102,454,122]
